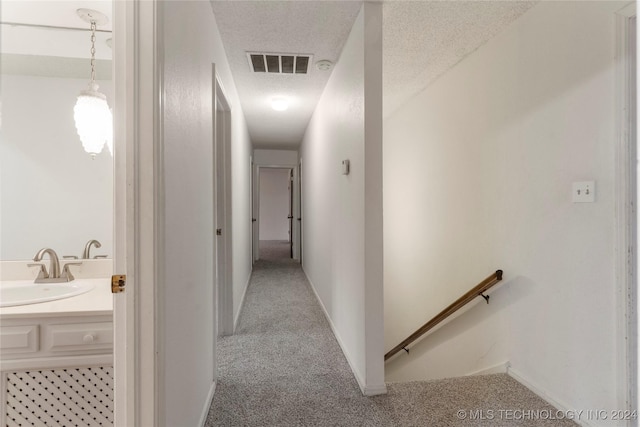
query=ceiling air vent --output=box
[247,53,313,75]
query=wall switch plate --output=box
[572,181,595,203]
[342,159,350,175]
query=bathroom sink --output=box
[0,280,95,308]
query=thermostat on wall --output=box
[342,160,350,175]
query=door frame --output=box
[113,0,163,425]
[213,70,234,336]
[252,162,260,262]
[252,164,301,261]
[614,2,637,422]
[289,168,294,258]
[298,158,303,265]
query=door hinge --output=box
[216,228,222,236]
[111,275,126,294]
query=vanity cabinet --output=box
[0,275,114,427]
[1,317,113,358]
[1,315,113,360]
[1,314,114,427]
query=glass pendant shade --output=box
[74,81,113,157]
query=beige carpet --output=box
[206,241,576,426]
[258,240,291,261]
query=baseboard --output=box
[468,361,511,377]
[302,268,387,396]
[508,367,597,427]
[363,383,388,396]
[233,272,252,332]
[198,380,216,427]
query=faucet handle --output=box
[63,255,79,259]
[93,255,108,259]
[61,262,82,282]
[27,263,49,280]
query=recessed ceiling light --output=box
[271,98,289,111]
[316,60,333,71]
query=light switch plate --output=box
[572,181,595,203]
[342,160,350,175]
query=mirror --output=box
[0,2,113,260]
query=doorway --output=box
[252,164,301,263]
[214,72,233,337]
[258,167,293,260]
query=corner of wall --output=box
[507,367,595,427]
[233,271,252,332]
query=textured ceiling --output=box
[211,1,362,150]
[383,1,537,117]
[212,0,537,149]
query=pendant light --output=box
[73,9,112,158]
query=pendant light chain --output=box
[74,9,113,158]
[90,20,97,83]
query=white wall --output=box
[0,75,113,260]
[300,3,385,396]
[259,168,290,241]
[162,1,252,425]
[223,37,254,333]
[254,149,298,167]
[384,0,627,418]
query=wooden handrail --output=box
[384,270,503,361]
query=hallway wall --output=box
[254,149,298,166]
[231,110,254,329]
[384,0,627,417]
[259,168,290,241]
[300,3,385,396]
[162,1,252,425]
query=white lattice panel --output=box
[5,366,113,427]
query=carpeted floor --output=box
[206,241,576,426]
[257,240,292,261]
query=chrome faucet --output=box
[82,239,102,259]
[30,248,80,283]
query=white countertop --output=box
[0,278,113,319]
